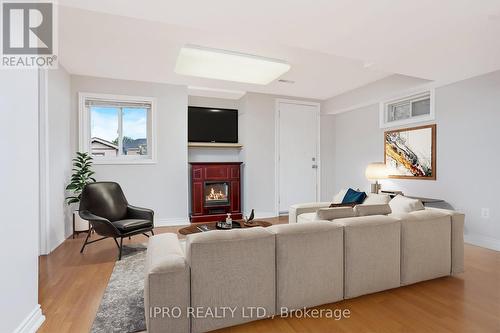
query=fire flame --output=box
[206,187,227,201]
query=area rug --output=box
[91,244,148,333]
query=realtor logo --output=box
[1,1,57,68]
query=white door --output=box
[277,101,319,213]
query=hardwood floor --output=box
[39,217,500,333]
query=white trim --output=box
[464,233,500,252]
[38,69,50,255]
[325,81,440,115]
[325,71,499,115]
[275,98,320,107]
[155,217,190,227]
[92,159,159,165]
[78,92,158,164]
[274,99,321,216]
[187,86,246,100]
[379,89,435,128]
[12,305,45,333]
[188,142,243,149]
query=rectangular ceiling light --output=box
[175,45,291,85]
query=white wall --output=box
[319,114,336,201]
[71,75,189,225]
[0,71,44,332]
[323,74,430,114]
[66,77,323,224]
[239,93,321,217]
[188,95,239,110]
[43,65,72,253]
[188,93,322,217]
[323,70,500,250]
[238,93,276,216]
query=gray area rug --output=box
[91,244,147,333]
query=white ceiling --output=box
[57,0,500,100]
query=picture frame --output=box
[384,124,436,180]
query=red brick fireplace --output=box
[190,162,243,223]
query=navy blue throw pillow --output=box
[341,188,367,204]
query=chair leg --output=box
[113,238,120,249]
[118,237,123,261]
[80,229,91,253]
[151,229,155,236]
[142,233,150,238]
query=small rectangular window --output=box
[79,93,156,164]
[380,90,434,128]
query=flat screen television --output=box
[188,106,238,143]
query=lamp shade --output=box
[365,162,389,180]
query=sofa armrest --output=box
[427,208,465,274]
[145,233,190,333]
[288,202,331,224]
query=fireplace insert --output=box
[203,181,230,207]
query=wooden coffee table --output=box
[179,220,272,235]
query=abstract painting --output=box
[384,124,436,180]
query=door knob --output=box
[312,165,318,169]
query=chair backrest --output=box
[79,182,128,221]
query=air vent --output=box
[278,79,295,84]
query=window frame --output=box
[379,90,435,128]
[78,92,157,165]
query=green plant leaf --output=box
[66,151,96,201]
[65,197,80,205]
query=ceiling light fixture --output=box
[175,45,291,85]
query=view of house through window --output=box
[84,96,153,161]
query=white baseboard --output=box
[464,233,500,252]
[155,217,190,227]
[13,305,45,333]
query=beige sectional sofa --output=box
[145,201,464,333]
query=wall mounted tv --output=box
[188,106,238,143]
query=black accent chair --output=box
[79,182,154,260]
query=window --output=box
[380,90,434,128]
[79,93,156,164]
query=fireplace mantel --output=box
[188,142,243,149]
[189,162,243,223]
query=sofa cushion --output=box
[268,222,344,310]
[329,202,357,208]
[145,233,190,333]
[393,210,452,285]
[332,188,349,204]
[427,208,465,274]
[354,204,392,217]
[297,212,317,223]
[336,215,401,299]
[389,194,425,213]
[363,193,391,205]
[112,219,152,232]
[289,202,331,224]
[186,227,275,333]
[316,207,355,220]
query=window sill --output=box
[92,159,157,165]
[379,114,434,129]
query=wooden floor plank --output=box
[38,216,500,333]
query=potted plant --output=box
[66,152,96,236]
